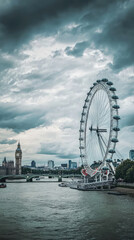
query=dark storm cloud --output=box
[52,50,62,58]
[38,143,79,159]
[38,149,78,159]
[0,103,48,133]
[0,0,90,51]
[38,150,58,156]
[65,41,89,57]
[0,0,133,71]
[64,0,134,71]
[93,2,134,71]
[0,139,17,145]
[0,55,14,71]
[58,153,79,159]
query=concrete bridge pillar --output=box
[58,176,62,182]
[95,176,97,182]
[0,178,6,182]
[26,176,33,182]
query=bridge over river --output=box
[0,173,82,182]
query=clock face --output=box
[16,153,20,157]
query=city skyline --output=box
[0,0,134,165]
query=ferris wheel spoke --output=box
[99,132,108,148]
[99,102,110,122]
[97,134,105,159]
[98,109,110,127]
[101,97,110,116]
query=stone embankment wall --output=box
[117,182,134,188]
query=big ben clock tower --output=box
[15,142,22,175]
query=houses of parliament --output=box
[0,142,22,175]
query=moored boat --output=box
[58,182,69,187]
[0,183,7,188]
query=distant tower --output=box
[2,157,7,167]
[68,160,72,169]
[15,142,22,175]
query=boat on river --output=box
[0,183,7,188]
[58,182,69,187]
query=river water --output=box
[0,182,134,240]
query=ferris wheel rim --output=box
[79,79,120,177]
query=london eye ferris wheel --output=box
[79,79,120,179]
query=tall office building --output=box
[129,149,134,160]
[68,160,72,169]
[31,160,36,168]
[71,162,77,169]
[15,142,22,175]
[68,160,77,169]
[48,160,54,169]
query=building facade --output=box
[61,163,67,169]
[15,142,22,175]
[48,160,54,169]
[129,150,134,160]
[0,157,15,175]
[68,160,77,169]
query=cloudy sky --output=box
[0,0,134,166]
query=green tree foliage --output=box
[21,166,83,175]
[125,165,134,183]
[115,159,134,182]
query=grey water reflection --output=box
[0,182,134,240]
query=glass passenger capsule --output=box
[82,112,86,116]
[111,138,119,143]
[79,146,85,149]
[83,105,87,109]
[80,120,84,123]
[113,115,120,120]
[106,159,113,163]
[112,95,119,100]
[109,149,116,154]
[110,87,116,91]
[112,105,120,109]
[102,78,108,82]
[102,166,109,170]
[113,127,120,131]
[79,129,84,132]
[107,81,113,86]
[87,92,90,96]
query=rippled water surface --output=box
[0,182,134,240]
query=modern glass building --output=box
[48,160,54,169]
[129,150,134,160]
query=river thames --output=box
[0,181,134,240]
